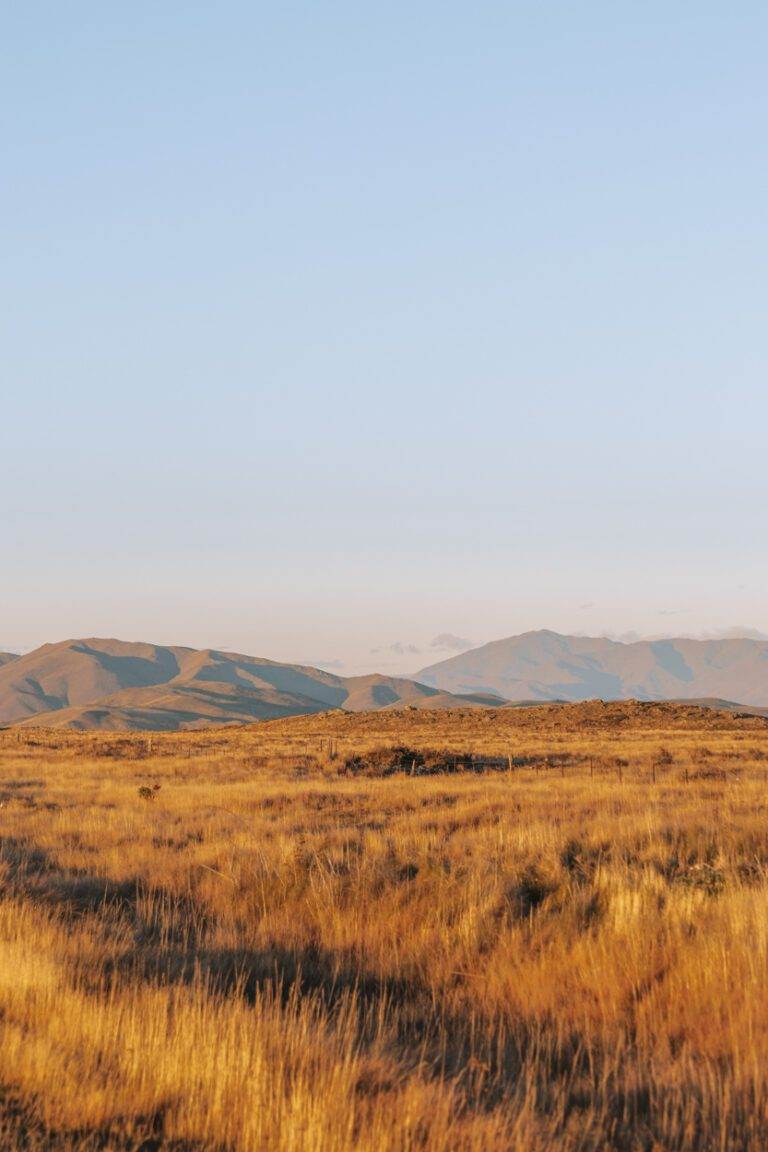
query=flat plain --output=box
[2,701,768,1150]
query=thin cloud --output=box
[429,633,474,652]
[370,642,421,657]
[597,626,768,644]
[686,627,768,641]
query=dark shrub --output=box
[342,746,478,778]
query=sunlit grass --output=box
[1,703,768,1149]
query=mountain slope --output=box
[415,629,768,706]
[0,653,18,668]
[1,639,498,731]
[0,639,195,723]
[18,681,338,731]
[338,674,505,713]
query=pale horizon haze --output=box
[2,3,766,675]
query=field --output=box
[2,702,768,1151]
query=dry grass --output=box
[2,702,768,1150]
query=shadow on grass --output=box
[0,834,709,1145]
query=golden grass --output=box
[2,702,768,1149]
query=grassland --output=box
[2,701,768,1150]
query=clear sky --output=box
[2,3,766,673]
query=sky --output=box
[2,2,767,674]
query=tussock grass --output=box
[2,703,768,1149]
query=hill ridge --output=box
[0,638,504,731]
[416,629,768,706]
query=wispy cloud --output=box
[429,633,474,652]
[370,641,421,657]
[658,608,692,617]
[594,625,768,644]
[687,626,768,641]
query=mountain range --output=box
[1,630,767,731]
[0,639,503,731]
[416,629,768,706]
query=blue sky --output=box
[2,3,766,672]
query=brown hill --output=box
[0,640,198,723]
[1,639,501,731]
[416,629,768,706]
[338,674,504,713]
